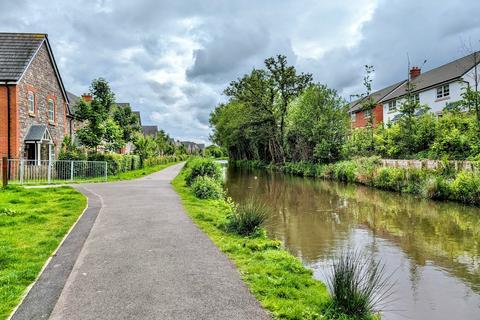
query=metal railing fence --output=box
[1,159,108,185]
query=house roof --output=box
[133,111,141,125]
[142,125,158,136]
[24,124,52,143]
[0,33,69,103]
[66,91,81,116]
[349,80,405,113]
[381,51,480,103]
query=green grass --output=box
[172,171,352,320]
[0,186,86,319]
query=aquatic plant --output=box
[326,250,394,318]
[226,199,268,236]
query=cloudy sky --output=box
[1,0,479,143]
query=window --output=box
[436,84,450,99]
[388,100,397,112]
[48,99,55,122]
[28,91,35,114]
[351,112,356,122]
[413,94,420,104]
[364,110,372,118]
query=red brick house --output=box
[0,33,73,161]
[349,81,405,128]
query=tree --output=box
[265,55,313,162]
[359,65,376,152]
[133,135,157,165]
[75,78,120,151]
[113,104,141,144]
[286,84,349,163]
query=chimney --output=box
[410,66,421,79]
[82,93,92,102]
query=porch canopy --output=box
[24,125,53,162]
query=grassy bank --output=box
[232,158,480,205]
[173,169,364,320]
[106,161,180,181]
[0,186,86,319]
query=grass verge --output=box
[0,186,86,319]
[106,161,180,181]
[173,171,354,320]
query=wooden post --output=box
[2,156,7,187]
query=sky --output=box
[1,0,479,143]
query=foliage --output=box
[204,145,225,158]
[87,152,141,175]
[58,135,86,160]
[133,135,157,164]
[327,250,393,318]
[112,103,141,144]
[184,158,222,186]
[191,176,224,199]
[226,199,269,236]
[0,187,86,318]
[286,85,349,163]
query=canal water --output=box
[224,166,480,320]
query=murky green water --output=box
[224,166,480,320]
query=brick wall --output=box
[0,85,19,158]
[15,43,68,158]
[352,104,384,128]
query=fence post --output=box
[70,161,74,182]
[47,159,52,184]
[2,157,7,187]
[104,162,108,182]
[20,158,24,184]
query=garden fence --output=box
[1,159,108,185]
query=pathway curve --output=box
[49,163,270,320]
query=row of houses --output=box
[0,32,184,162]
[349,52,480,128]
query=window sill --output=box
[387,110,397,114]
[28,112,36,117]
[435,96,450,102]
[49,121,56,126]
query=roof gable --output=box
[349,80,405,112]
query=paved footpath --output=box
[47,163,270,320]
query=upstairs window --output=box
[48,99,55,122]
[364,110,372,118]
[388,100,397,112]
[436,84,450,99]
[28,91,35,114]
[351,112,356,122]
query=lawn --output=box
[107,161,180,181]
[0,186,86,319]
[172,172,337,320]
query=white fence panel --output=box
[4,159,108,185]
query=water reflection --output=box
[225,167,480,320]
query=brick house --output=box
[349,81,404,128]
[0,33,72,161]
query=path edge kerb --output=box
[9,186,102,320]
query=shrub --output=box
[226,199,268,236]
[450,171,480,205]
[191,176,224,200]
[332,160,357,182]
[327,250,394,318]
[373,167,405,191]
[185,158,222,186]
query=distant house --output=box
[142,125,158,137]
[0,33,73,161]
[349,52,480,127]
[180,141,205,154]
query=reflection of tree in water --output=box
[225,166,480,293]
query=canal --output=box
[224,166,480,320]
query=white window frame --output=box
[28,91,35,114]
[351,112,356,122]
[436,84,450,99]
[413,94,420,104]
[48,99,55,122]
[364,109,372,118]
[388,100,397,112]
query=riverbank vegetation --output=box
[174,158,385,319]
[0,186,86,319]
[209,55,480,204]
[232,157,480,205]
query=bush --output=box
[185,158,222,186]
[332,160,357,182]
[191,176,224,199]
[327,250,393,318]
[226,199,268,236]
[450,171,480,205]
